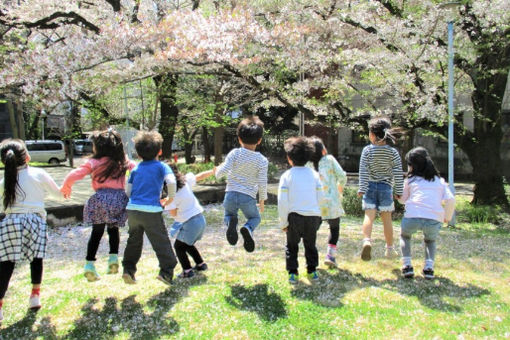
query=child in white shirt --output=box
[166,164,214,278]
[398,147,455,280]
[278,137,324,284]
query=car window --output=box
[45,143,63,150]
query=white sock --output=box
[327,245,336,256]
[424,259,434,270]
[402,256,412,267]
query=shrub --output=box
[456,200,502,225]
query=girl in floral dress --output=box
[309,136,347,268]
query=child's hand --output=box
[282,227,288,233]
[60,186,71,199]
[212,166,217,175]
[394,194,402,200]
[357,192,364,198]
[258,200,265,213]
[160,197,173,207]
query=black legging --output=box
[174,239,204,271]
[327,218,340,246]
[86,224,120,261]
[0,258,43,299]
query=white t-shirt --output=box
[0,166,63,218]
[400,176,455,223]
[165,173,204,223]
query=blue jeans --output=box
[362,182,394,211]
[400,217,441,262]
[223,191,261,232]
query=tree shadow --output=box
[225,284,288,322]
[291,268,490,313]
[64,275,207,339]
[0,309,57,339]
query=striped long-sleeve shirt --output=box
[358,144,404,195]
[215,147,268,200]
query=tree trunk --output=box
[213,126,224,165]
[202,126,211,163]
[154,74,179,159]
[6,99,19,139]
[70,102,82,137]
[15,99,25,140]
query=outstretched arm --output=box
[195,169,215,182]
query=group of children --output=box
[0,116,455,321]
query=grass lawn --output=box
[1,204,509,339]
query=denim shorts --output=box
[401,217,441,241]
[362,182,394,211]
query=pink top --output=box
[399,176,455,223]
[62,157,136,192]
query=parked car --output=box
[74,139,93,155]
[25,140,67,165]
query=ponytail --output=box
[1,139,28,209]
[368,117,404,146]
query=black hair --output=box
[168,163,186,191]
[284,136,315,166]
[309,136,325,171]
[237,116,264,145]
[0,139,28,210]
[134,131,163,161]
[368,117,404,146]
[406,147,440,182]
[91,129,129,183]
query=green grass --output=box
[1,205,510,339]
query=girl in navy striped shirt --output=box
[357,117,404,261]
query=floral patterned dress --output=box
[311,155,347,220]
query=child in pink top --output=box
[61,129,136,281]
[398,147,455,280]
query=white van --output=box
[25,140,67,164]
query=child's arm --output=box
[358,147,369,197]
[194,169,215,182]
[331,156,347,194]
[258,160,269,213]
[398,178,410,204]
[315,173,327,217]
[61,161,93,198]
[161,163,176,205]
[215,150,235,178]
[277,173,289,230]
[40,170,65,200]
[392,149,404,198]
[443,181,456,223]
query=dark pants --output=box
[174,239,204,271]
[122,210,177,276]
[0,258,43,299]
[327,218,340,246]
[285,213,321,275]
[86,224,120,261]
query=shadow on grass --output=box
[291,268,490,313]
[225,284,288,322]
[0,309,57,339]
[64,275,207,339]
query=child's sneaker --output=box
[324,254,337,268]
[194,263,208,271]
[307,271,319,282]
[107,254,119,274]
[384,247,399,259]
[29,294,41,310]
[226,217,238,245]
[401,265,414,278]
[288,273,299,284]
[84,261,100,282]
[122,271,136,284]
[156,271,174,285]
[422,268,435,280]
[361,239,372,261]
[177,269,195,279]
[240,226,255,252]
